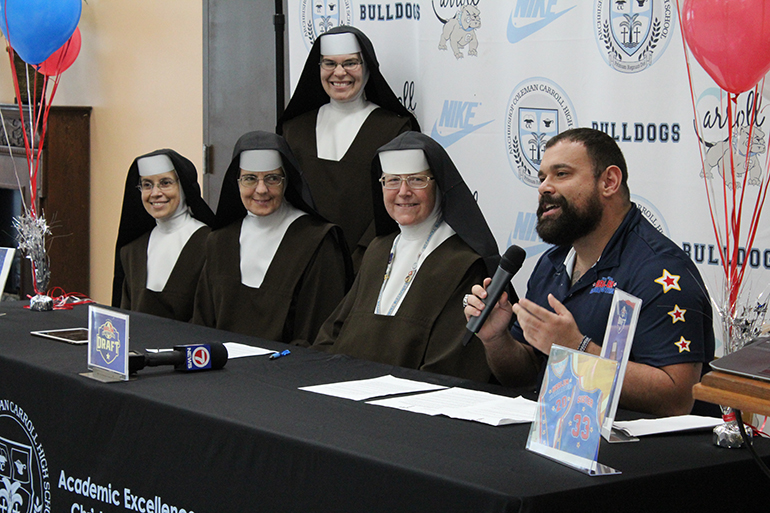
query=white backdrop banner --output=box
[287,0,770,353]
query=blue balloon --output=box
[0,0,82,65]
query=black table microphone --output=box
[463,245,526,345]
[129,342,228,374]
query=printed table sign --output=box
[600,289,642,441]
[0,247,15,296]
[526,345,620,476]
[81,305,130,382]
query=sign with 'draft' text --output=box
[84,305,130,382]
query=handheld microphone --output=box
[463,245,526,345]
[129,342,228,374]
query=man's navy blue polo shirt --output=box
[511,205,715,370]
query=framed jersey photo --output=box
[600,289,642,441]
[526,345,620,476]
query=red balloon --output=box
[682,0,770,94]
[37,27,81,76]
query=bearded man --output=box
[465,128,714,417]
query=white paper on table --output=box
[613,415,723,437]
[222,342,277,358]
[299,375,447,401]
[145,342,275,359]
[368,387,537,426]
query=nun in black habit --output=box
[192,131,352,343]
[313,132,512,382]
[113,149,216,322]
[277,25,420,271]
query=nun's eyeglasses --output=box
[237,174,285,189]
[319,59,362,71]
[137,179,178,192]
[379,175,434,190]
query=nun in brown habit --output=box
[113,150,215,321]
[278,26,420,271]
[313,132,514,382]
[192,131,352,343]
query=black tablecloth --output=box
[0,300,767,513]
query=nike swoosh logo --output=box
[430,119,494,148]
[506,6,575,44]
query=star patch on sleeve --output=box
[667,305,686,323]
[674,336,691,353]
[654,269,681,293]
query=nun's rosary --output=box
[375,217,442,315]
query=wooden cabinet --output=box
[0,104,91,298]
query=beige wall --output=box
[1,1,203,304]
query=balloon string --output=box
[6,48,38,216]
[49,38,71,75]
[23,289,95,310]
[42,72,62,145]
[24,63,39,214]
[48,288,95,310]
[737,84,770,294]
[676,0,770,321]
[726,96,738,313]
[6,50,30,155]
[4,46,61,221]
[675,0,728,280]
[31,58,64,197]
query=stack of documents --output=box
[300,375,537,426]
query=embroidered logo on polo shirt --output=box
[674,336,691,353]
[590,276,617,294]
[654,269,681,293]
[668,305,686,323]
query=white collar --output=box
[563,247,577,280]
[146,207,206,292]
[375,202,455,315]
[239,201,306,288]
[398,196,443,242]
[563,247,600,281]
[154,202,190,233]
[316,95,378,161]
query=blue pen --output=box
[269,349,291,360]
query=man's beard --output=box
[536,191,603,246]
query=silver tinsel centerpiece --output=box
[13,212,52,311]
[712,295,767,448]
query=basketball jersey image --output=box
[537,357,576,446]
[556,385,603,461]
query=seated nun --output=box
[113,149,215,321]
[192,131,352,343]
[278,26,419,270]
[313,132,508,382]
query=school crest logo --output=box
[0,402,50,513]
[505,78,577,187]
[594,0,675,73]
[433,1,481,59]
[299,0,354,48]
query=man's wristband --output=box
[578,335,592,352]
